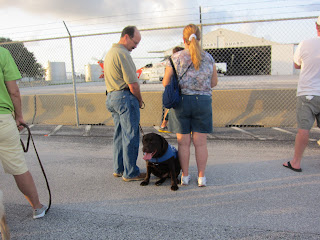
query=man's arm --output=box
[119,52,144,108]
[128,82,143,108]
[293,42,302,70]
[4,80,25,128]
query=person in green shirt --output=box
[0,47,47,219]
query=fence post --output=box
[63,21,80,127]
[199,6,203,49]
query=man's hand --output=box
[128,82,143,108]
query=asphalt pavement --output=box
[1,125,320,240]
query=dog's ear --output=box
[142,134,147,143]
[142,134,152,153]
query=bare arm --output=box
[162,66,173,87]
[211,65,218,88]
[128,82,144,108]
[5,80,25,129]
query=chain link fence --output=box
[1,16,318,127]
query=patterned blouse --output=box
[166,49,215,96]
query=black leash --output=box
[139,101,145,136]
[139,124,144,136]
[20,124,51,213]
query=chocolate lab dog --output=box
[140,133,181,191]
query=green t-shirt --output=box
[0,47,22,114]
[104,43,139,92]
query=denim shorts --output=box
[296,95,320,130]
[168,95,213,134]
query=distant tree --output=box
[0,37,44,78]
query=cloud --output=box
[0,0,198,23]
[304,2,320,11]
[0,0,203,38]
[239,23,258,36]
[1,0,136,18]
[201,6,231,24]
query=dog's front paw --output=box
[140,181,149,186]
[155,178,166,186]
[171,185,179,191]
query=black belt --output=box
[0,106,11,111]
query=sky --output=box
[0,0,319,41]
[0,0,319,73]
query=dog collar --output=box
[148,144,177,163]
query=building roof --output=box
[203,28,277,49]
[159,28,279,57]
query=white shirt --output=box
[293,36,320,96]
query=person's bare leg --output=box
[160,120,168,128]
[160,109,169,128]
[176,133,191,177]
[14,171,42,209]
[284,129,309,169]
[192,132,208,178]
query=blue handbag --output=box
[162,57,181,109]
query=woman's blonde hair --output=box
[183,24,202,70]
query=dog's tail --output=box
[0,191,11,240]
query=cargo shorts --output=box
[296,95,320,130]
[0,114,28,175]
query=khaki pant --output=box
[0,114,28,175]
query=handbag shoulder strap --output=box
[180,63,192,79]
[169,57,192,81]
[169,57,178,80]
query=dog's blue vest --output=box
[148,144,177,163]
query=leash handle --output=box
[140,101,145,109]
[20,123,51,213]
[20,126,31,153]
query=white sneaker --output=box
[181,175,190,185]
[33,205,48,219]
[198,177,207,187]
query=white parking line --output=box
[47,125,63,136]
[83,125,92,136]
[272,127,317,142]
[207,134,217,139]
[20,124,34,134]
[312,128,320,133]
[231,127,267,140]
[272,127,295,135]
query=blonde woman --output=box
[162,24,218,187]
